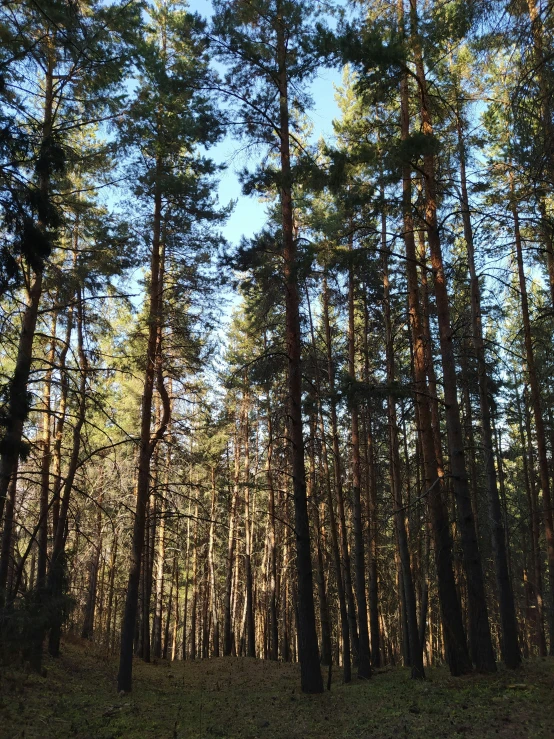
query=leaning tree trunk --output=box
[36,315,57,593]
[526,0,554,313]
[152,486,166,660]
[514,381,546,655]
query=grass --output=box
[1,638,553,738]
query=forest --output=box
[1,0,554,736]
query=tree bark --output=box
[118,155,170,692]
[383,236,425,679]
[243,397,256,658]
[47,287,88,658]
[456,109,521,667]
[224,420,241,655]
[208,467,219,657]
[323,275,359,663]
[398,4,471,673]
[410,0,496,671]
[347,238,372,680]
[511,181,554,652]
[276,7,322,693]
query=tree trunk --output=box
[276,8,322,693]
[457,110,521,667]
[105,534,118,655]
[208,467,219,657]
[307,414,332,666]
[163,555,176,660]
[410,0,496,672]
[307,279,351,681]
[47,287,88,659]
[347,239,372,680]
[243,398,256,658]
[511,183,554,652]
[383,236,425,679]
[398,3,471,674]
[266,395,279,661]
[81,497,103,641]
[36,315,57,592]
[224,417,241,656]
[323,275,359,663]
[152,490,166,659]
[118,156,170,692]
[0,44,54,527]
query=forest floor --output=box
[1,638,553,739]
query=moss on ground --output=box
[1,638,553,738]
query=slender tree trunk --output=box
[0,44,54,528]
[307,414,332,666]
[208,467,219,657]
[361,294,381,670]
[511,183,554,652]
[105,534,118,654]
[190,499,199,660]
[182,497,192,660]
[163,555,176,660]
[47,287,88,658]
[36,316,56,591]
[82,497,103,640]
[514,382,546,654]
[276,8,322,693]
[410,0,496,672]
[266,395,279,661]
[51,290,75,537]
[309,278,351,681]
[383,236,424,679]
[457,111,521,667]
[398,5,471,674]
[152,491,166,659]
[243,399,256,658]
[224,419,241,655]
[118,156,170,692]
[323,275,359,661]
[526,0,554,313]
[347,238,372,680]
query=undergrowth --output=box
[0,638,553,738]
